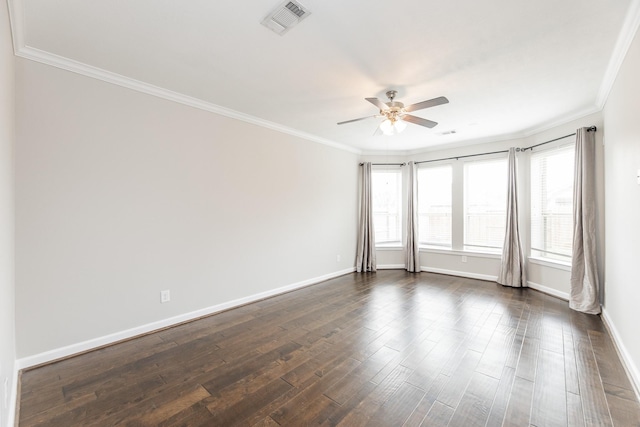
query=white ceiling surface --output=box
[18,0,633,152]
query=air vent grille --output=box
[285,2,305,17]
[262,1,311,35]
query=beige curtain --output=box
[570,128,600,314]
[356,162,376,272]
[498,148,526,287]
[405,161,420,272]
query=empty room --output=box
[1,0,640,426]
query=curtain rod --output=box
[415,149,509,164]
[415,125,597,164]
[361,126,597,166]
[521,125,596,151]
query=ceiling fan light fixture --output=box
[380,118,406,136]
[337,91,448,134]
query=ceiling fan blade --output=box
[404,96,449,113]
[365,97,389,111]
[337,115,377,125]
[403,114,438,128]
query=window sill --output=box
[419,246,502,259]
[375,244,403,251]
[528,256,572,272]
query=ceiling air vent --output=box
[261,1,311,36]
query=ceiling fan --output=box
[338,90,449,135]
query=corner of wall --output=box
[601,308,640,400]
[1,0,17,425]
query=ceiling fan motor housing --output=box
[384,102,405,122]
[385,101,405,110]
[384,91,405,121]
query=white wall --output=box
[602,26,640,387]
[15,59,359,359]
[0,1,16,426]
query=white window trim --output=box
[528,256,572,272]
[376,245,404,251]
[417,163,453,248]
[419,246,502,259]
[529,142,575,269]
[372,165,405,248]
[462,155,509,251]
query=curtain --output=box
[356,162,376,272]
[497,148,526,287]
[405,161,420,272]
[570,128,601,314]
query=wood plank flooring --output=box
[18,271,640,426]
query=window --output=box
[372,168,402,245]
[530,145,575,262]
[464,158,508,251]
[417,165,452,247]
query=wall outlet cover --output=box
[160,290,171,303]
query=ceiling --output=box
[9,0,638,153]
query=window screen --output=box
[417,165,452,247]
[530,145,575,261]
[464,158,508,251]
[372,168,403,244]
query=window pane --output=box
[464,158,507,251]
[531,145,574,261]
[417,165,452,247]
[372,169,402,244]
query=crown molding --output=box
[374,105,599,157]
[398,132,524,157]
[596,0,640,108]
[7,0,637,155]
[7,0,360,155]
[12,39,603,160]
[519,105,603,139]
[15,46,362,154]
[7,0,23,54]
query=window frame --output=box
[462,155,509,253]
[371,166,404,247]
[417,163,453,249]
[529,143,575,264]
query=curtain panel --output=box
[497,148,526,287]
[569,128,601,314]
[356,162,376,272]
[405,161,421,272]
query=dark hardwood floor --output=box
[18,271,640,426]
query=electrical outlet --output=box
[461,256,467,263]
[336,254,341,262]
[160,290,170,303]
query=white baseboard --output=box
[527,281,570,301]
[420,266,498,282]
[16,267,356,370]
[601,308,640,400]
[7,367,18,427]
